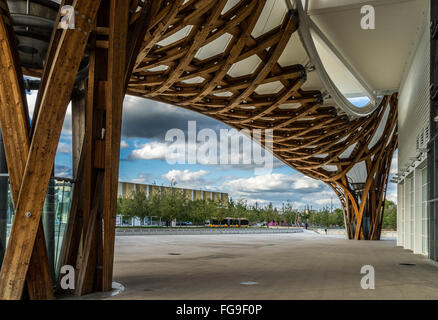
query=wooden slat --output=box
[124,0,153,91]
[65,7,105,294]
[31,0,74,136]
[73,11,105,296]
[102,0,130,292]
[0,0,102,299]
[75,172,104,295]
[0,0,53,300]
[126,1,398,241]
[0,0,30,194]
[149,0,227,96]
[133,0,183,70]
[25,223,54,299]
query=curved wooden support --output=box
[127,0,399,241]
[0,0,53,300]
[0,0,102,300]
[0,0,398,301]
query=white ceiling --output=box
[308,0,429,93]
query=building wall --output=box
[149,185,161,198]
[161,186,172,196]
[221,193,229,205]
[203,191,212,201]
[136,184,147,194]
[398,10,430,170]
[122,182,135,198]
[117,182,227,204]
[397,6,430,256]
[194,190,203,201]
[182,188,193,200]
[212,192,221,202]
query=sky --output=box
[25,91,397,211]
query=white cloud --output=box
[130,141,171,160]
[57,142,71,154]
[129,173,153,184]
[162,169,209,184]
[127,129,282,172]
[131,178,146,184]
[314,198,334,206]
[217,173,339,209]
[55,165,72,178]
[292,177,321,190]
[386,190,397,204]
[26,91,72,134]
[222,174,322,194]
[129,140,193,163]
[120,140,130,149]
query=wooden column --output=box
[334,95,398,240]
[0,129,7,269]
[74,0,130,295]
[58,0,151,296]
[0,0,53,300]
[72,81,87,179]
[0,0,101,299]
[102,0,130,292]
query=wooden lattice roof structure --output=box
[126,0,397,182]
[123,0,398,242]
[0,0,417,299]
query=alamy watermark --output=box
[60,265,75,290]
[164,121,274,175]
[361,5,375,30]
[58,5,75,30]
[360,265,375,290]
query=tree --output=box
[117,190,150,221]
[330,208,345,227]
[117,192,354,229]
[382,200,397,230]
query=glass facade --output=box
[0,176,74,282]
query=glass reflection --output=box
[0,176,73,283]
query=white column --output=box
[397,182,404,246]
[404,176,411,250]
[414,168,422,254]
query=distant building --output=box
[117,181,228,204]
[116,182,229,227]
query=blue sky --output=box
[348,96,371,108]
[26,91,397,210]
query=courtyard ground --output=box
[108,231,438,300]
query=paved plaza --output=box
[108,231,438,300]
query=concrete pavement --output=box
[108,231,438,300]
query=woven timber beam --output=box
[127,0,398,241]
[0,0,53,300]
[1,0,398,300]
[0,0,101,300]
[72,0,149,295]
